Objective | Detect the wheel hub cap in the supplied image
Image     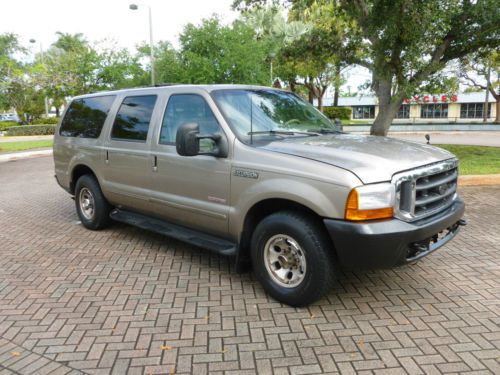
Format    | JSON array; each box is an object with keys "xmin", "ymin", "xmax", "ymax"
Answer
[
  {"xmin": 79, "ymin": 187, "xmax": 95, "ymax": 220},
  {"xmin": 264, "ymin": 234, "xmax": 306, "ymax": 288}
]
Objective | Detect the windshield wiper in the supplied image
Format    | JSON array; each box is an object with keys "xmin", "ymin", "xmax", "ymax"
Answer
[
  {"xmin": 307, "ymin": 128, "xmax": 343, "ymax": 134},
  {"xmin": 247, "ymin": 130, "xmax": 318, "ymax": 137},
  {"xmin": 247, "ymin": 130, "xmax": 295, "ymax": 136}
]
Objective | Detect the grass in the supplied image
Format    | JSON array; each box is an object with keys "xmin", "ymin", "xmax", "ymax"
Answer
[
  {"xmin": 436, "ymin": 144, "xmax": 500, "ymax": 175},
  {"xmin": 0, "ymin": 140, "xmax": 53, "ymax": 153}
]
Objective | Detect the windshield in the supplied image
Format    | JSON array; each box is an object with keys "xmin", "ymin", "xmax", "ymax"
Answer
[{"xmin": 212, "ymin": 89, "xmax": 335, "ymax": 142}]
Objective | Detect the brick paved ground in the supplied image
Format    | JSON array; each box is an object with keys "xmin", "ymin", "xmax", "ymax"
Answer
[{"xmin": 0, "ymin": 156, "xmax": 499, "ymax": 375}]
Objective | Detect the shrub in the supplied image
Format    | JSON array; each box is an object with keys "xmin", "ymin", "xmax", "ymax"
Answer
[
  {"xmin": 5, "ymin": 125, "xmax": 56, "ymax": 136},
  {"xmin": 32, "ymin": 117, "xmax": 60, "ymax": 125},
  {"xmin": 322, "ymin": 106, "xmax": 352, "ymax": 120},
  {"xmin": 0, "ymin": 121, "xmax": 20, "ymax": 131}
]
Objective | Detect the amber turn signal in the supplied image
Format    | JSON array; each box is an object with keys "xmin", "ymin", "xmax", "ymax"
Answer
[{"xmin": 345, "ymin": 188, "xmax": 394, "ymax": 221}]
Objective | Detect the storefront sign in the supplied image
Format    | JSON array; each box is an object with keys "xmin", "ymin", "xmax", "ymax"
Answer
[{"xmin": 403, "ymin": 94, "xmax": 458, "ymax": 104}]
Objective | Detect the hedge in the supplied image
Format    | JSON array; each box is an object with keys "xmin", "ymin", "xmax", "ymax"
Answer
[
  {"xmin": 322, "ymin": 106, "xmax": 352, "ymax": 120},
  {"xmin": 0, "ymin": 121, "xmax": 19, "ymax": 131},
  {"xmin": 5, "ymin": 125, "xmax": 56, "ymax": 136},
  {"xmin": 32, "ymin": 117, "xmax": 60, "ymax": 125}
]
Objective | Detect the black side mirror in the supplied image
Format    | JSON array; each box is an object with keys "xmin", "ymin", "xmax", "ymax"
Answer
[{"xmin": 176, "ymin": 122, "xmax": 228, "ymax": 158}]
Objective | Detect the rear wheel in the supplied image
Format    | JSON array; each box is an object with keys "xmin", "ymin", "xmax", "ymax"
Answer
[
  {"xmin": 75, "ymin": 175, "xmax": 112, "ymax": 230},
  {"xmin": 251, "ymin": 211, "xmax": 336, "ymax": 306}
]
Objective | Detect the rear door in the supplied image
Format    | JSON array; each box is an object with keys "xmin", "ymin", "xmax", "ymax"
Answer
[
  {"xmin": 101, "ymin": 93, "xmax": 159, "ymax": 214},
  {"xmin": 149, "ymin": 91, "xmax": 232, "ymax": 236}
]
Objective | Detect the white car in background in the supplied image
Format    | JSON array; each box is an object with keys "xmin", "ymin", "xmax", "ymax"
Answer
[{"xmin": 0, "ymin": 113, "xmax": 20, "ymax": 122}]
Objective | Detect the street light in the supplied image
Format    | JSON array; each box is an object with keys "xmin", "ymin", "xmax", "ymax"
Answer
[
  {"xmin": 29, "ymin": 39, "xmax": 49, "ymax": 117},
  {"xmin": 129, "ymin": 3, "xmax": 155, "ymax": 86}
]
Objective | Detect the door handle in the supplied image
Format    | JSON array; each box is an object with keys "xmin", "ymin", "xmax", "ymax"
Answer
[
  {"xmin": 152, "ymin": 155, "xmax": 158, "ymax": 172},
  {"xmin": 105, "ymin": 150, "xmax": 109, "ymax": 164}
]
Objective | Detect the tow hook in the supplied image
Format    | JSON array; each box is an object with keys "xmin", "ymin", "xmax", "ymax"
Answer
[{"xmin": 458, "ymin": 219, "xmax": 467, "ymax": 226}]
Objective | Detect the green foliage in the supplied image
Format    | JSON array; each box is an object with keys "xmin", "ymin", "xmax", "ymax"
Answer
[
  {"xmin": 0, "ymin": 121, "xmax": 19, "ymax": 131},
  {"xmin": 179, "ymin": 17, "xmax": 271, "ymax": 85},
  {"xmin": 153, "ymin": 42, "xmax": 187, "ymax": 84},
  {"xmin": 5, "ymin": 125, "xmax": 56, "ymax": 136},
  {"xmin": 32, "ymin": 117, "xmax": 59, "ymax": 125},
  {"xmin": 322, "ymin": 106, "xmax": 351, "ymax": 120}
]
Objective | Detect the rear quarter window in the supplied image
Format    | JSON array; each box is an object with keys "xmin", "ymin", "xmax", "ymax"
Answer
[
  {"xmin": 60, "ymin": 95, "xmax": 116, "ymax": 138},
  {"xmin": 111, "ymin": 95, "xmax": 157, "ymax": 142}
]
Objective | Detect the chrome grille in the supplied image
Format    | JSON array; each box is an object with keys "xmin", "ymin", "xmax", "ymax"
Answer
[{"xmin": 392, "ymin": 159, "xmax": 458, "ymax": 222}]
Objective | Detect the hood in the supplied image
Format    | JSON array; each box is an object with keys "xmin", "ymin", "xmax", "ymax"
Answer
[{"xmin": 258, "ymin": 133, "xmax": 455, "ymax": 184}]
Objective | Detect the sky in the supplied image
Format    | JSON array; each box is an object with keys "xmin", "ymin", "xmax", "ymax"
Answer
[
  {"xmin": 2, "ymin": 0, "xmax": 238, "ymax": 51},
  {"xmin": 1, "ymin": 0, "xmax": 368, "ymax": 95}
]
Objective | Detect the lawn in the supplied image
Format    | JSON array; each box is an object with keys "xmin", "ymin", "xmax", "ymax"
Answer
[
  {"xmin": 0, "ymin": 139, "xmax": 53, "ymax": 153},
  {"xmin": 436, "ymin": 144, "xmax": 500, "ymax": 175}
]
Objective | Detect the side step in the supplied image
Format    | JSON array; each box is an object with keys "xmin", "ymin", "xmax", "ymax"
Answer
[{"xmin": 110, "ymin": 209, "xmax": 238, "ymax": 257}]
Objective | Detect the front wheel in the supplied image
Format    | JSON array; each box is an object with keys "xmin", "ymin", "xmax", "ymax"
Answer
[
  {"xmin": 75, "ymin": 174, "xmax": 112, "ymax": 230},
  {"xmin": 250, "ymin": 211, "xmax": 336, "ymax": 306}
]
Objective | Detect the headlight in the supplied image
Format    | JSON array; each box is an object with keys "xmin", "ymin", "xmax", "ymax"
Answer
[{"xmin": 345, "ymin": 183, "xmax": 395, "ymax": 221}]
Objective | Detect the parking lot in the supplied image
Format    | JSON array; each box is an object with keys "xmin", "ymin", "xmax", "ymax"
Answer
[{"xmin": 0, "ymin": 156, "xmax": 499, "ymax": 374}]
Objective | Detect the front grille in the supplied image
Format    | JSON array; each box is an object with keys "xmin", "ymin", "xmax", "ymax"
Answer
[{"xmin": 393, "ymin": 159, "xmax": 458, "ymax": 222}]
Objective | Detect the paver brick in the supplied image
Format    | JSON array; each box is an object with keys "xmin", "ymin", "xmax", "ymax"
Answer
[{"xmin": 0, "ymin": 156, "xmax": 499, "ymax": 374}]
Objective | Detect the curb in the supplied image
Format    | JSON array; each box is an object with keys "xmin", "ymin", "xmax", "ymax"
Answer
[
  {"xmin": 0, "ymin": 149, "xmax": 52, "ymax": 163},
  {"xmin": 458, "ymin": 174, "xmax": 500, "ymax": 186}
]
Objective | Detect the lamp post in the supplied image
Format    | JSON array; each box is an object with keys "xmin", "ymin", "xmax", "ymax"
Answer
[
  {"xmin": 29, "ymin": 39, "xmax": 49, "ymax": 117},
  {"xmin": 129, "ymin": 3, "xmax": 155, "ymax": 86}
]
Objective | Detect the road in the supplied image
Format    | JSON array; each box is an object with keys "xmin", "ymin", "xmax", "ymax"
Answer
[
  {"xmin": 388, "ymin": 131, "xmax": 500, "ymax": 147},
  {"xmin": 0, "ymin": 156, "xmax": 499, "ymax": 374}
]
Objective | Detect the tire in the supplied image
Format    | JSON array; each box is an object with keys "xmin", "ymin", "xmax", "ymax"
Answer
[
  {"xmin": 250, "ymin": 211, "xmax": 336, "ymax": 306},
  {"xmin": 74, "ymin": 174, "xmax": 112, "ymax": 230}
]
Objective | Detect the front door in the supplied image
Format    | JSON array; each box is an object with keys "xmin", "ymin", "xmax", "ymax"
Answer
[
  {"xmin": 149, "ymin": 92, "xmax": 231, "ymax": 236},
  {"xmin": 102, "ymin": 94, "xmax": 158, "ymax": 213}
]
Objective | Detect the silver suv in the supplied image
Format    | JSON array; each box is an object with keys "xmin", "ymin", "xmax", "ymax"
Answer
[{"xmin": 54, "ymin": 85, "xmax": 465, "ymax": 306}]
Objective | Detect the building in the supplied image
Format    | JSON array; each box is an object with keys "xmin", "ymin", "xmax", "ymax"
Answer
[{"xmin": 322, "ymin": 91, "xmax": 497, "ymax": 124}]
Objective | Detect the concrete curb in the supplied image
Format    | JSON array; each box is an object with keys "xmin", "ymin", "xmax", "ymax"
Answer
[
  {"xmin": 0, "ymin": 149, "xmax": 52, "ymax": 163},
  {"xmin": 458, "ymin": 174, "xmax": 500, "ymax": 186}
]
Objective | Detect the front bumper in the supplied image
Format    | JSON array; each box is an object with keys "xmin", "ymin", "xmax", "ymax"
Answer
[{"xmin": 324, "ymin": 198, "xmax": 465, "ymax": 269}]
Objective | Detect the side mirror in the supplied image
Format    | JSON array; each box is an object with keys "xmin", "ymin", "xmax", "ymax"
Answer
[
  {"xmin": 176, "ymin": 122, "xmax": 228, "ymax": 158},
  {"xmin": 176, "ymin": 123, "xmax": 200, "ymax": 156}
]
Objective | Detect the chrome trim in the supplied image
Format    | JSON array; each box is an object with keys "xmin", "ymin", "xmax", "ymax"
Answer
[{"xmin": 392, "ymin": 159, "xmax": 458, "ymax": 222}]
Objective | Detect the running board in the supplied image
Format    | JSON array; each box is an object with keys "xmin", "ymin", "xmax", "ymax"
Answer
[{"xmin": 110, "ymin": 209, "xmax": 237, "ymax": 257}]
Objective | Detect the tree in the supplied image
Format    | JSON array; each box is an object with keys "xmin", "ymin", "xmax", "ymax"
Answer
[
  {"xmin": 235, "ymin": 0, "xmax": 500, "ymax": 135},
  {"xmin": 458, "ymin": 51, "xmax": 499, "ymax": 123},
  {"xmin": 178, "ymin": 17, "xmax": 271, "ymax": 85},
  {"xmin": 149, "ymin": 41, "xmax": 187, "ymax": 84},
  {"xmin": 337, "ymin": 0, "xmax": 500, "ymax": 135},
  {"xmin": 0, "ymin": 33, "xmax": 25, "ymax": 111}
]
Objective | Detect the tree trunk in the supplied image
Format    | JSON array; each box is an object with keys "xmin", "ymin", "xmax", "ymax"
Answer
[
  {"xmin": 317, "ymin": 96, "xmax": 323, "ymax": 111},
  {"xmin": 333, "ymin": 63, "xmax": 341, "ymax": 106},
  {"xmin": 371, "ymin": 79, "xmax": 402, "ymax": 136},
  {"xmin": 496, "ymin": 98, "xmax": 500, "ymax": 124},
  {"xmin": 308, "ymin": 89, "xmax": 314, "ymax": 104}
]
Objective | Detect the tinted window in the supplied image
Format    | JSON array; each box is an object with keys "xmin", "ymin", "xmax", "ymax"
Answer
[
  {"xmin": 160, "ymin": 94, "xmax": 220, "ymax": 144},
  {"xmin": 60, "ymin": 95, "xmax": 116, "ymax": 138},
  {"xmin": 111, "ymin": 95, "xmax": 157, "ymax": 141}
]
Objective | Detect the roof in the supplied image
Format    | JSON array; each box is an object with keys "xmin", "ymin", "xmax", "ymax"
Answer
[
  {"xmin": 71, "ymin": 84, "xmax": 284, "ymax": 100},
  {"xmin": 321, "ymin": 91, "xmax": 495, "ymax": 107}
]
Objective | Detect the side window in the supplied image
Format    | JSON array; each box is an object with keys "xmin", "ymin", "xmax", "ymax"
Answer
[
  {"xmin": 59, "ymin": 95, "xmax": 116, "ymax": 138},
  {"xmin": 111, "ymin": 95, "xmax": 157, "ymax": 142},
  {"xmin": 160, "ymin": 94, "xmax": 221, "ymax": 145}
]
